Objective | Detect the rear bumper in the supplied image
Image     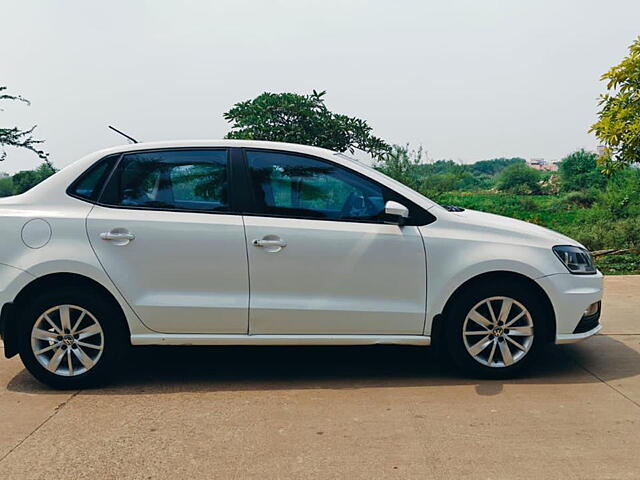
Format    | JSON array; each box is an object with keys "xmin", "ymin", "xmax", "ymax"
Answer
[
  {"xmin": 0, "ymin": 302, "xmax": 18, "ymax": 358},
  {"xmin": 0, "ymin": 263, "xmax": 33, "ymax": 358},
  {"xmin": 535, "ymin": 271, "xmax": 604, "ymax": 345}
]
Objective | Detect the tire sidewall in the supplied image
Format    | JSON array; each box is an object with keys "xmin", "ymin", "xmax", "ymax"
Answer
[
  {"xmin": 18, "ymin": 288, "xmax": 127, "ymax": 389},
  {"xmin": 445, "ymin": 281, "xmax": 550, "ymax": 378}
]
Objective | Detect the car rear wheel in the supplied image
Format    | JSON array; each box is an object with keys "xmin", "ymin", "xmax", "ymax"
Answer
[
  {"xmin": 445, "ymin": 281, "xmax": 550, "ymax": 378},
  {"xmin": 18, "ymin": 288, "xmax": 127, "ymax": 389}
]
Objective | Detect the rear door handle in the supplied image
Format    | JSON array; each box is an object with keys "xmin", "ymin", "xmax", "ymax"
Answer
[{"xmin": 100, "ymin": 229, "xmax": 136, "ymax": 245}]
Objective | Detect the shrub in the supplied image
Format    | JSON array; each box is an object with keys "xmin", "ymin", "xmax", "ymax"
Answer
[
  {"xmin": 568, "ymin": 217, "xmax": 640, "ymax": 251},
  {"xmin": 375, "ymin": 144, "xmax": 423, "ymax": 190},
  {"xmin": 561, "ymin": 190, "xmax": 598, "ymax": 208},
  {"xmin": 557, "ymin": 149, "xmax": 607, "ymax": 192},
  {"xmin": 11, "ymin": 163, "xmax": 56, "ymax": 195},
  {"xmin": 0, "ymin": 177, "xmax": 13, "ymax": 197},
  {"xmin": 518, "ymin": 197, "xmax": 538, "ymax": 211},
  {"xmin": 588, "ymin": 168, "xmax": 640, "ymax": 220},
  {"xmin": 496, "ymin": 163, "xmax": 542, "ymax": 194},
  {"xmin": 420, "ymin": 173, "xmax": 458, "ymax": 195}
]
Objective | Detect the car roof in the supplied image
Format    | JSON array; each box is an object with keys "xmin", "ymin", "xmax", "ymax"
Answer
[{"xmin": 93, "ymin": 139, "xmax": 338, "ymax": 158}]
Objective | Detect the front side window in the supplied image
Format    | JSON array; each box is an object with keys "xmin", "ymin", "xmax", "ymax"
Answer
[
  {"xmin": 100, "ymin": 149, "xmax": 229, "ymax": 212},
  {"xmin": 246, "ymin": 150, "xmax": 385, "ymax": 221}
]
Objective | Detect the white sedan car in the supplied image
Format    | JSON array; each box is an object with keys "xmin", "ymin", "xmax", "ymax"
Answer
[{"xmin": 0, "ymin": 140, "xmax": 603, "ymax": 388}]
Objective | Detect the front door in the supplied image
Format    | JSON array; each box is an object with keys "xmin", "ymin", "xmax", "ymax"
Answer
[
  {"xmin": 87, "ymin": 148, "xmax": 249, "ymax": 334},
  {"xmin": 242, "ymin": 149, "xmax": 427, "ymax": 335}
]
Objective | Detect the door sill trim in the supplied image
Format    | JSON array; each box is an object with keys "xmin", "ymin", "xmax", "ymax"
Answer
[{"xmin": 130, "ymin": 334, "xmax": 431, "ymax": 347}]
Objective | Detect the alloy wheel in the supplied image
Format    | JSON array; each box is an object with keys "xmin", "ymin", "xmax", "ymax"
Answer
[
  {"xmin": 462, "ymin": 296, "xmax": 534, "ymax": 368},
  {"xmin": 30, "ymin": 305, "xmax": 104, "ymax": 377}
]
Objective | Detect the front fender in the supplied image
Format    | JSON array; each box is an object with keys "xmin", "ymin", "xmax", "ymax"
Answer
[{"xmin": 421, "ymin": 227, "xmax": 565, "ymax": 335}]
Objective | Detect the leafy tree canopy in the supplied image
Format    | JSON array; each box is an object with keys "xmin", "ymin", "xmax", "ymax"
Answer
[
  {"xmin": 224, "ymin": 90, "xmax": 390, "ymax": 159},
  {"xmin": 558, "ymin": 149, "xmax": 606, "ymax": 192},
  {"xmin": 0, "ymin": 85, "xmax": 50, "ymax": 167},
  {"xmin": 471, "ymin": 157, "xmax": 525, "ymax": 176},
  {"xmin": 496, "ymin": 162, "xmax": 542, "ymax": 195},
  {"xmin": 0, "ymin": 176, "xmax": 13, "ymax": 196},
  {"xmin": 11, "ymin": 163, "xmax": 56, "ymax": 195},
  {"xmin": 590, "ymin": 36, "xmax": 640, "ymax": 174},
  {"xmin": 374, "ymin": 144, "xmax": 424, "ymax": 190}
]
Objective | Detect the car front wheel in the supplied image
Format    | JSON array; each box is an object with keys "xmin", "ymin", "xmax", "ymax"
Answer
[{"xmin": 445, "ymin": 281, "xmax": 550, "ymax": 378}]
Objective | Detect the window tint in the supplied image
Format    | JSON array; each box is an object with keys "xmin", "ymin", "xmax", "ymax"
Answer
[
  {"xmin": 68, "ymin": 154, "xmax": 119, "ymax": 201},
  {"xmin": 246, "ymin": 150, "xmax": 385, "ymax": 221},
  {"xmin": 100, "ymin": 150, "xmax": 229, "ymax": 212}
]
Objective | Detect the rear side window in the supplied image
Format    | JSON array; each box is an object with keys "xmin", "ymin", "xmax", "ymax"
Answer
[
  {"xmin": 99, "ymin": 149, "xmax": 229, "ymax": 212},
  {"xmin": 68, "ymin": 154, "xmax": 119, "ymax": 201}
]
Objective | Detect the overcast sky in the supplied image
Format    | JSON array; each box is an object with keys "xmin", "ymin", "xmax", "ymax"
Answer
[{"xmin": 2, "ymin": 0, "xmax": 639, "ymax": 173}]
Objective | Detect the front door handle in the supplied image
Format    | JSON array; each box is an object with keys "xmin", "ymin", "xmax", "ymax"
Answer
[
  {"xmin": 252, "ymin": 236, "xmax": 287, "ymax": 252},
  {"xmin": 252, "ymin": 239, "xmax": 287, "ymax": 248},
  {"xmin": 100, "ymin": 229, "xmax": 136, "ymax": 246}
]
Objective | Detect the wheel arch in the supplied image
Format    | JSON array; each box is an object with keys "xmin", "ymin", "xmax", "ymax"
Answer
[
  {"xmin": 430, "ymin": 271, "xmax": 556, "ymax": 348},
  {"xmin": 3, "ymin": 272, "xmax": 131, "ymax": 358}
]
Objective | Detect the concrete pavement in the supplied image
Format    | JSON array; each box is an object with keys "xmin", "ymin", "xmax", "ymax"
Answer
[{"xmin": 1, "ymin": 276, "xmax": 639, "ymax": 479}]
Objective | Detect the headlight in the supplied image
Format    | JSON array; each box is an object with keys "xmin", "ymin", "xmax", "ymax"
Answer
[{"xmin": 553, "ymin": 245, "xmax": 596, "ymax": 274}]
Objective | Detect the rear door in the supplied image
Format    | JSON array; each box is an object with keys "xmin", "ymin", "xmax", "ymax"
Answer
[
  {"xmin": 241, "ymin": 149, "xmax": 428, "ymax": 335},
  {"xmin": 86, "ymin": 148, "xmax": 249, "ymax": 334}
]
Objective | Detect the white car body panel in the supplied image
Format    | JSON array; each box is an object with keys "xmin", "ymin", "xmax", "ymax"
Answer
[
  {"xmin": 0, "ymin": 197, "xmax": 153, "ymax": 338},
  {"xmin": 536, "ymin": 272, "xmax": 604, "ymax": 341},
  {"xmin": 419, "ymin": 208, "xmax": 604, "ymax": 341},
  {"xmin": 244, "ymin": 216, "xmax": 426, "ymax": 335},
  {"xmin": 86, "ymin": 206, "xmax": 250, "ymax": 334},
  {"xmin": 0, "ymin": 140, "xmax": 604, "ymax": 349}
]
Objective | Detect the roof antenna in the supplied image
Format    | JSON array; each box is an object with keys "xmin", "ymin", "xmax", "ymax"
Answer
[{"xmin": 108, "ymin": 125, "xmax": 139, "ymax": 144}]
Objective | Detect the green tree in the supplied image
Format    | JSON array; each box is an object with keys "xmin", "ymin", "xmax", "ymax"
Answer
[
  {"xmin": 471, "ymin": 157, "xmax": 525, "ymax": 176},
  {"xmin": 590, "ymin": 36, "xmax": 640, "ymax": 174},
  {"xmin": 0, "ymin": 176, "xmax": 13, "ymax": 197},
  {"xmin": 591, "ymin": 167, "xmax": 640, "ymax": 220},
  {"xmin": 421, "ymin": 172, "xmax": 459, "ymax": 195},
  {"xmin": 11, "ymin": 163, "xmax": 56, "ymax": 195},
  {"xmin": 557, "ymin": 149, "xmax": 607, "ymax": 192},
  {"xmin": 1, "ymin": 85, "xmax": 50, "ymax": 167},
  {"xmin": 496, "ymin": 162, "xmax": 542, "ymax": 194},
  {"xmin": 224, "ymin": 90, "xmax": 390, "ymax": 159},
  {"xmin": 374, "ymin": 144, "xmax": 424, "ymax": 189}
]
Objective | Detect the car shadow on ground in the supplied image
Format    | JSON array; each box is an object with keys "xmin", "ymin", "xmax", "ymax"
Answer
[{"xmin": 7, "ymin": 335, "xmax": 640, "ymax": 396}]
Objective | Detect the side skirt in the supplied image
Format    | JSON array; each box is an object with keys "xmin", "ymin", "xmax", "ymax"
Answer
[{"xmin": 131, "ymin": 334, "xmax": 431, "ymax": 347}]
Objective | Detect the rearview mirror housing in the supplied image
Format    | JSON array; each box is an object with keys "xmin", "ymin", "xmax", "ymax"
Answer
[{"xmin": 384, "ymin": 200, "xmax": 409, "ymax": 224}]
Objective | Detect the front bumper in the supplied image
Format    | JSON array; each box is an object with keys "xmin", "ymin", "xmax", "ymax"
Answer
[
  {"xmin": 556, "ymin": 324, "xmax": 602, "ymax": 344},
  {"xmin": 536, "ymin": 271, "xmax": 604, "ymax": 345}
]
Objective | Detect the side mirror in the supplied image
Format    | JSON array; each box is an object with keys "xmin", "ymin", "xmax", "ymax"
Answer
[{"xmin": 384, "ymin": 200, "xmax": 409, "ymax": 225}]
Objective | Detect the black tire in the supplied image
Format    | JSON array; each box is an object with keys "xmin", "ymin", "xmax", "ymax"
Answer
[
  {"xmin": 444, "ymin": 280, "xmax": 551, "ymax": 379},
  {"xmin": 17, "ymin": 286, "xmax": 128, "ymax": 389}
]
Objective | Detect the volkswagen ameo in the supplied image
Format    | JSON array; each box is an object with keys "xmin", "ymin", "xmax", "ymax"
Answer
[{"xmin": 0, "ymin": 141, "xmax": 602, "ymax": 388}]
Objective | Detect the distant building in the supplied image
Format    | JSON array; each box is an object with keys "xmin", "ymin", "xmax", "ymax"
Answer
[
  {"xmin": 526, "ymin": 158, "xmax": 558, "ymax": 172},
  {"xmin": 0, "ymin": 172, "xmax": 9, "ymax": 179}
]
